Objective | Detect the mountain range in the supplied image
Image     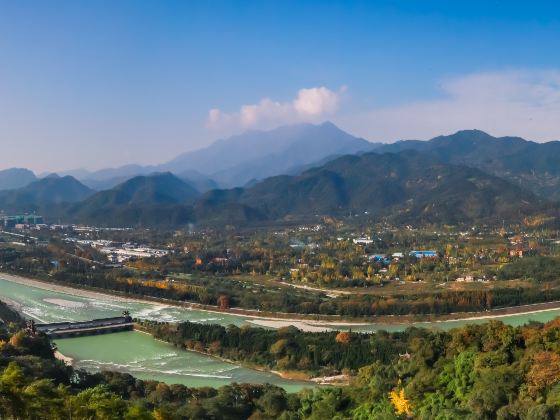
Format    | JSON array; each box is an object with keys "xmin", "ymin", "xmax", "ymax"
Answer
[
  {"xmin": 376, "ymin": 129, "xmax": 560, "ymax": 200},
  {"xmin": 52, "ymin": 122, "xmax": 377, "ymax": 189},
  {"xmin": 156, "ymin": 121, "xmax": 377, "ymax": 187},
  {"xmin": 63, "ymin": 173, "xmax": 199, "ymax": 228},
  {"xmin": 15, "ymin": 152, "xmax": 546, "ymax": 228},
  {"xmin": 1, "ymin": 123, "xmax": 560, "ymax": 227},
  {"xmin": 193, "ymin": 151, "xmax": 547, "ymax": 226},
  {"xmin": 10, "ymin": 123, "xmax": 560, "ymax": 200}
]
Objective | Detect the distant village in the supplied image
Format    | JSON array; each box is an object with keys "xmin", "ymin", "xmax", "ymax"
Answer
[
  {"xmin": 1, "ymin": 212, "xmax": 558, "ymax": 289},
  {"xmin": 1, "ymin": 213, "xmax": 168, "ymax": 263}
]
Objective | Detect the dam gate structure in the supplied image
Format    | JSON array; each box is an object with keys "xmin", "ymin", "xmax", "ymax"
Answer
[{"xmin": 33, "ymin": 312, "xmax": 134, "ymax": 339}]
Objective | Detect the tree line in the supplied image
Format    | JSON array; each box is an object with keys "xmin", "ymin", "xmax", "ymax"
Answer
[{"xmin": 6, "ymin": 297, "xmax": 560, "ymax": 418}]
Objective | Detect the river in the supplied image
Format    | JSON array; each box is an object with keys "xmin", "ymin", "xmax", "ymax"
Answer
[
  {"xmin": 0, "ymin": 276, "xmax": 308, "ymax": 391},
  {"xmin": 3, "ymin": 275, "xmax": 560, "ymax": 391}
]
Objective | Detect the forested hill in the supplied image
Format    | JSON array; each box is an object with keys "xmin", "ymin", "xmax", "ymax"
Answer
[
  {"xmin": 377, "ymin": 129, "xmax": 560, "ymax": 200},
  {"xmin": 48, "ymin": 151, "xmax": 555, "ymax": 227},
  {"xmin": 64, "ymin": 172, "xmax": 199, "ymax": 227},
  {"xmin": 0, "ymin": 175, "xmax": 94, "ymax": 213},
  {"xmin": 3, "ymin": 150, "xmax": 556, "ymax": 228},
  {"xmin": 67, "ymin": 317, "xmax": 560, "ymax": 418},
  {"xmin": 194, "ymin": 151, "xmax": 551, "ymax": 226}
]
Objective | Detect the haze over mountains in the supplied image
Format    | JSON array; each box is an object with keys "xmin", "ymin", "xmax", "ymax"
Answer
[
  {"xmin": 157, "ymin": 122, "xmax": 377, "ymax": 187},
  {"xmin": 1, "ymin": 122, "xmax": 560, "ymax": 227},
  {"xmin": 0, "ymin": 168, "xmax": 37, "ymax": 190},
  {"xmin": 50, "ymin": 122, "xmax": 376, "ymax": 190}
]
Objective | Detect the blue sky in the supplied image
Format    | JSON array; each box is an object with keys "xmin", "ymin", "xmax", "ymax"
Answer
[{"xmin": 1, "ymin": 1, "xmax": 560, "ymax": 172}]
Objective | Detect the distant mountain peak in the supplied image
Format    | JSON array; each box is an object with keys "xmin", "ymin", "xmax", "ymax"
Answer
[
  {"xmin": 375, "ymin": 128, "xmax": 560, "ymax": 201},
  {"xmin": 432, "ymin": 129, "xmax": 495, "ymax": 143},
  {"xmin": 55, "ymin": 122, "xmax": 376, "ymax": 192},
  {"xmin": 64, "ymin": 172, "xmax": 200, "ymax": 226},
  {"xmin": 156, "ymin": 121, "xmax": 379, "ymax": 187},
  {"xmin": 0, "ymin": 174, "xmax": 94, "ymax": 212},
  {"xmin": 0, "ymin": 168, "xmax": 37, "ymax": 191},
  {"xmin": 453, "ymin": 129, "xmax": 491, "ymax": 136}
]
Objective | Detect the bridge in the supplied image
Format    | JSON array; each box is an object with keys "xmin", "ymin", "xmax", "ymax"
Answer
[{"xmin": 33, "ymin": 313, "xmax": 134, "ymax": 339}]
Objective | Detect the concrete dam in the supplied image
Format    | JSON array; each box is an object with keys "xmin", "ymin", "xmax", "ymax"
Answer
[{"xmin": 35, "ymin": 315, "xmax": 134, "ymax": 338}]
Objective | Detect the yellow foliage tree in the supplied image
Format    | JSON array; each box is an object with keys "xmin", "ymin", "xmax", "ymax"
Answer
[
  {"xmin": 8, "ymin": 331, "xmax": 25, "ymax": 348},
  {"xmin": 321, "ymin": 259, "xmax": 336, "ymax": 270},
  {"xmin": 270, "ymin": 338, "xmax": 289, "ymax": 355},
  {"xmin": 389, "ymin": 388, "xmax": 412, "ymax": 416},
  {"xmin": 352, "ymin": 267, "xmax": 364, "ymax": 280}
]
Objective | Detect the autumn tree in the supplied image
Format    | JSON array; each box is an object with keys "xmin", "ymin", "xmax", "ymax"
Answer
[
  {"xmin": 217, "ymin": 295, "xmax": 230, "ymax": 310},
  {"xmin": 389, "ymin": 388, "xmax": 412, "ymax": 416},
  {"xmin": 335, "ymin": 331, "xmax": 352, "ymax": 344},
  {"xmin": 527, "ymin": 351, "xmax": 560, "ymax": 397}
]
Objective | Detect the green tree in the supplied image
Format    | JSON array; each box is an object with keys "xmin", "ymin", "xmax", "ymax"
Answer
[{"xmin": 67, "ymin": 385, "xmax": 128, "ymax": 419}]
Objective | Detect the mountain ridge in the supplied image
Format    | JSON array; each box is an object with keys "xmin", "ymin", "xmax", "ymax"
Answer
[
  {"xmin": 53, "ymin": 151, "xmax": 554, "ymax": 227},
  {"xmin": 0, "ymin": 175, "xmax": 94, "ymax": 213},
  {"xmin": 50, "ymin": 122, "xmax": 379, "ymax": 189},
  {"xmin": 376, "ymin": 129, "xmax": 560, "ymax": 200},
  {"xmin": 64, "ymin": 173, "xmax": 199, "ymax": 226},
  {"xmin": 202, "ymin": 150, "xmax": 548, "ymax": 225}
]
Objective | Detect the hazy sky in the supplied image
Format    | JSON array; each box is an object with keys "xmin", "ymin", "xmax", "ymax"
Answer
[{"xmin": 1, "ymin": 1, "xmax": 560, "ymax": 172}]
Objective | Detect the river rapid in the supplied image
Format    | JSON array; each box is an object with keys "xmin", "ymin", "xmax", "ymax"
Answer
[
  {"xmin": 0, "ymin": 276, "xmax": 309, "ymax": 391},
  {"xmin": 3, "ymin": 275, "xmax": 560, "ymax": 390}
]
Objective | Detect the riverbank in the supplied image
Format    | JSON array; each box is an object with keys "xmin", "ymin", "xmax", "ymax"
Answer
[
  {"xmin": 0, "ymin": 272, "xmax": 159, "ymax": 305},
  {"xmin": 0, "ymin": 272, "xmax": 368, "ymax": 331},
  {"xmin": 54, "ymin": 350, "xmax": 73, "ymax": 365},
  {"xmin": 4, "ymin": 271, "xmax": 560, "ymax": 330},
  {"xmin": 134, "ymin": 325, "xmax": 322, "ymax": 385}
]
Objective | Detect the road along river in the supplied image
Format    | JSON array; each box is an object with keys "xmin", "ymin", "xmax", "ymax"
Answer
[{"xmin": 3, "ymin": 274, "xmax": 560, "ymax": 390}]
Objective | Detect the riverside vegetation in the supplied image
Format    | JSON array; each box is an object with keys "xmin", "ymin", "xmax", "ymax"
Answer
[{"xmin": 4, "ymin": 299, "xmax": 560, "ymax": 418}]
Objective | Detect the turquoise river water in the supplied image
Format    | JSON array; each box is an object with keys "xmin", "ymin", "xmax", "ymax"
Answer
[{"xmin": 3, "ymin": 275, "xmax": 560, "ymax": 391}]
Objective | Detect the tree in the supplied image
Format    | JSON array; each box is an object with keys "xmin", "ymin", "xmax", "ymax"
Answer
[
  {"xmin": 254, "ymin": 386, "xmax": 288, "ymax": 418},
  {"xmin": 389, "ymin": 388, "xmax": 412, "ymax": 416},
  {"xmin": 270, "ymin": 339, "xmax": 289, "ymax": 355},
  {"xmin": 217, "ymin": 295, "xmax": 230, "ymax": 310},
  {"xmin": 353, "ymin": 399, "xmax": 400, "ymax": 420},
  {"xmin": 0, "ymin": 362, "xmax": 26, "ymax": 418},
  {"xmin": 67, "ymin": 385, "xmax": 128, "ymax": 419},
  {"xmin": 22, "ymin": 379, "xmax": 67, "ymax": 419},
  {"xmin": 335, "ymin": 331, "xmax": 352, "ymax": 344},
  {"xmin": 527, "ymin": 352, "xmax": 560, "ymax": 397}
]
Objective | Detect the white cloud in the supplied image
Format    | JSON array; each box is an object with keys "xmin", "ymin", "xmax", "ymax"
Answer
[
  {"xmin": 337, "ymin": 70, "xmax": 560, "ymax": 142},
  {"xmin": 207, "ymin": 86, "xmax": 344, "ymax": 131},
  {"xmin": 293, "ymin": 86, "xmax": 341, "ymax": 116}
]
